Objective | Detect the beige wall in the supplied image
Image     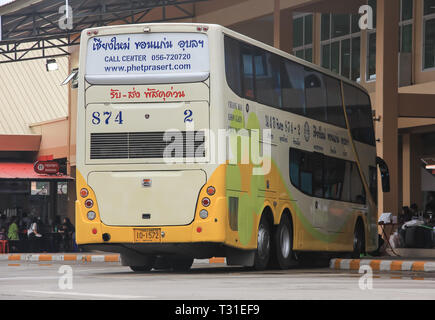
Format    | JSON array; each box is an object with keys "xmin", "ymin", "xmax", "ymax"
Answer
[
  {"xmin": 230, "ymin": 16, "xmax": 274, "ymax": 46},
  {"xmin": 30, "ymin": 118, "xmax": 69, "ymax": 159},
  {"xmin": 68, "ymin": 45, "xmax": 80, "ymax": 168}
]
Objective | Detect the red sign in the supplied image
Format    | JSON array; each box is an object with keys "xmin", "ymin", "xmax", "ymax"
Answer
[{"xmin": 33, "ymin": 161, "xmax": 60, "ymax": 175}]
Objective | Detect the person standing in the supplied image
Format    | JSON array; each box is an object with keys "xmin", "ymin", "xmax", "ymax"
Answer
[
  {"xmin": 7, "ymin": 217, "xmax": 19, "ymax": 241},
  {"xmin": 27, "ymin": 217, "xmax": 42, "ymax": 252},
  {"xmin": 59, "ymin": 217, "xmax": 75, "ymax": 251}
]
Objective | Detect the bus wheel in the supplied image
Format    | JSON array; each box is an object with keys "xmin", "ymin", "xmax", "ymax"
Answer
[
  {"xmin": 170, "ymin": 256, "xmax": 194, "ymax": 272},
  {"xmin": 351, "ymin": 222, "xmax": 365, "ymax": 259},
  {"xmin": 275, "ymin": 215, "xmax": 294, "ymax": 269},
  {"xmin": 153, "ymin": 256, "xmax": 172, "ymax": 270},
  {"xmin": 253, "ymin": 216, "xmax": 272, "ymax": 271},
  {"xmin": 129, "ymin": 255, "xmax": 156, "ymax": 272}
]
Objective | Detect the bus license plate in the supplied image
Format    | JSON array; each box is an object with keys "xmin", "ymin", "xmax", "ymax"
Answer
[{"xmin": 134, "ymin": 228, "xmax": 161, "ymax": 243}]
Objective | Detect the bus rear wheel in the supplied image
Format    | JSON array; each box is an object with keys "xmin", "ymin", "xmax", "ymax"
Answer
[
  {"xmin": 275, "ymin": 215, "xmax": 295, "ymax": 269},
  {"xmin": 253, "ymin": 216, "xmax": 272, "ymax": 271},
  {"xmin": 351, "ymin": 221, "xmax": 365, "ymax": 259},
  {"xmin": 170, "ymin": 256, "xmax": 194, "ymax": 272},
  {"xmin": 129, "ymin": 256, "xmax": 156, "ymax": 272}
]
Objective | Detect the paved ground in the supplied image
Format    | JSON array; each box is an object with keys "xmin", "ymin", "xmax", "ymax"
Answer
[{"xmin": 0, "ymin": 259, "xmax": 435, "ymax": 300}]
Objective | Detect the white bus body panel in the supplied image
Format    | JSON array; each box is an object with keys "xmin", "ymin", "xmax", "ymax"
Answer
[{"xmin": 88, "ymin": 170, "xmax": 206, "ymax": 226}]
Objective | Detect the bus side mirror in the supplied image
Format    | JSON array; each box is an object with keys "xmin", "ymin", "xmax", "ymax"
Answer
[
  {"xmin": 61, "ymin": 68, "xmax": 79, "ymax": 88},
  {"xmin": 376, "ymin": 156, "xmax": 390, "ymax": 193}
]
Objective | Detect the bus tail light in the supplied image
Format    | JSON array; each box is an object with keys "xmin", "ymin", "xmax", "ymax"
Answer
[
  {"xmin": 206, "ymin": 186, "xmax": 216, "ymax": 196},
  {"xmin": 199, "ymin": 210, "xmax": 208, "ymax": 219},
  {"xmin": 201, "ymin": 197, "xmax": 210, "ymax": 207},
  {"xmin": 87, "ymin": 211, "xmax": 96, "ymax": 221},
  {"xmin": 85, "ymin": 199, "xmax": 94, "ymax": 208},
  {"xmin": 80, "ymin": 188, "xmax": 89, "ymax": 198}
]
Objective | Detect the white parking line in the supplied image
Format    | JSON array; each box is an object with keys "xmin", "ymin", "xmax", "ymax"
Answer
[
  {"xmin": 24, "ymin": 290, "xmax": 154, "ymax": 299},
  {"xmin": 0, "ymin": 276, "xmax": 59, "ymax": 281}
]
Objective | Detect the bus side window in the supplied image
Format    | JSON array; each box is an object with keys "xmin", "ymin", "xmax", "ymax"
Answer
[
  {"xmin": 300, "ymin": 152, "xmax": 313, "ymax": 195},
  {"xmin": 289, "ymin": 148, "xmax": 300, "ymax": 188},
  {"xmin": 224, "ymin": 36, "xmax": 243, "ymax": 97},
  {"xmin": 312, "ymin": 152, "xmax": 324, "ymax": 198},
  {"xmin": 240, "ymin": 44, "xmax": 255, "ymax": 99},
  {"xmin": 256, "ymin": 51, "xmax": 282, "ymax": 109},
  {"xmin": 281, "ymin": 60, "xmax": 306, "ymax": 115},
  {"xmin": 341, "ymin": 162, "xmax": 352, "ymax": 202},
  {"xmin": 343, "ymin": 83, "xmax": 376, "ymax": 146},
  {"xmin": 289, "ymin": 148, "xmax": 313, "ymax": 195},
  {"xmin": 350, "ymin": 163, "xmax": 366, "ymax": 204},
  {"xmin": 304, "ymin": 68, "xmax": 327, "ymax": 122},
  {"xmin": 324, "ymin": 76, "xmax": 346, "ymax": 128},
  {"xmin": 324, "ymin": 156, "xmax": 345, "ymax": 200}
]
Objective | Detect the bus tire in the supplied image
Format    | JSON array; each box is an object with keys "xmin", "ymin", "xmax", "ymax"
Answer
[
  {"xmin": 170, "ymin": 256, "xmax": 194, "ymax": 272},
  {"xmin": 253, "ymin": 215, "xmax": 272, "ymax": 271},
  {"xmin": 275, "ymin": 215, "xmax": 295, "ymax": 269},
  {"xmin": 351, "ymin": 221, "xmax": 365, "ymax": 259},
  {"xmin": 129, "ymin": 256, "xmax": 156, "ymax": 272}
]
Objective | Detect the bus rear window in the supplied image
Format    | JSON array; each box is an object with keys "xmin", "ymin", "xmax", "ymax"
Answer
[{"xmin": 85, "ymin": 32, "xmax": 209, "ymax": 85}]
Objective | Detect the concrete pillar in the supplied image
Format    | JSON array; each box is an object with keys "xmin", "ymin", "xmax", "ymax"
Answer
[
  {"xmin": 375, "ymin": 0, "xmax": 399, "ymax": 218},
  {"xmin": 273, "ymin": 0, "xmax": 293, "ymax": 54},
  {"xmin": 402, "ymin": 133, "xmax": 411, "ymax": 207},
  {"xmin": 313, "ymin": 13, "xmax": 321, "ymax": 65},
  {"xmin": 410, "ymin": 134, "xmax": 423, "ymax": 208}
]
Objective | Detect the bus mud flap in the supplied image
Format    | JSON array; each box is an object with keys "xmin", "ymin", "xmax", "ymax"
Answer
[{"xmin": 225, "ymin": 248, "xmax": 255, "ymax": 267}]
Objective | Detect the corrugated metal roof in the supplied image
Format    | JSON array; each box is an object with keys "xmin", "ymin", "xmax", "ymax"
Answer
[
  {"xmin": 0, "ymin": 54, "xmax": 68, "ymax": 135},
  {"xmin": 0, "ymin": 0, "xmax": 17, "ymax": 7}
]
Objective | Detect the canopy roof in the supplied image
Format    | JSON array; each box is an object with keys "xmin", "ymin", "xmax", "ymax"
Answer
[
  {"xmin": 0, "ymin": 0, "xmax": 209, "ymax": 63},
  {"xmin": 0, "ymin": 162, "xmax": 73, "ymax": 179}
]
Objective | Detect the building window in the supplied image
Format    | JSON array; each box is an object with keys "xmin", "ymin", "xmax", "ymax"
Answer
[
  {"xmin": 293, "ymin": 13, "xmax": 313, "ymax": 62},
  {"xmin": 367, "ymin": 0, "xmax": 414, "ymax": 80},
  {"xmin": 400, "ymin": 0, "xmax": 413, "ymax": 53},
  {"xmin": 423, "ymin": 0, "xmax": 435, "ymax": 69},
  {"xmin": 366, "ymin": 0, "xmax": 377, "ymax": 81},
  {"xmin": 30, "ymin": 181, "xmax": 50, "ymax": 196},
  {"xmin": 366, "ymin": 31, "xmax": 376, "ymax": 81},
  {"xmin": 321, "ymin": 13, "xmax": 361, "ymax": 81}
]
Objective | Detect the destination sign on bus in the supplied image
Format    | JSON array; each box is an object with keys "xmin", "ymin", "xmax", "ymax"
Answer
[{"xmin": 85, "ymin": 32, "xmax": 209, "ymax": 84}]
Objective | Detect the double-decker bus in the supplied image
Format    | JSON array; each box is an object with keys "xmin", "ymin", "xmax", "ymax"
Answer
[{"xmin": 75, "ymin": 23, "xmax": 390, "ymax": 271}]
